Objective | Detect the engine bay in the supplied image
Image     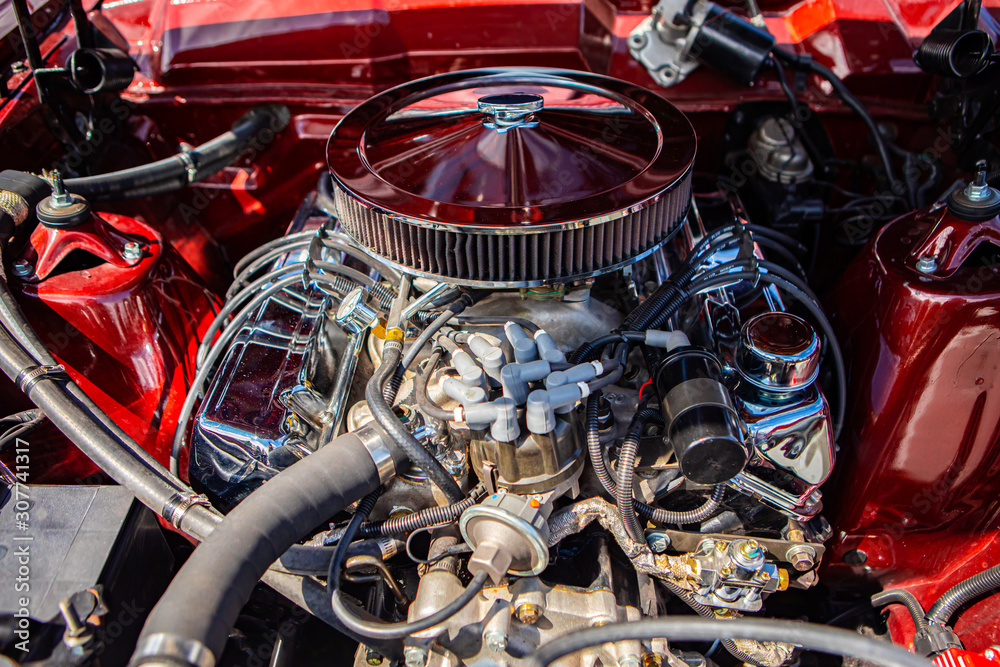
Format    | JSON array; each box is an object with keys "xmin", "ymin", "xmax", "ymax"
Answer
[{"xmin": 1, "ymin": 1, "xmax": 1000, "ymax": 666}]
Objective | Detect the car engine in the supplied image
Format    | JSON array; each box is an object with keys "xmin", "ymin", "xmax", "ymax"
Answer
[{"xmin": 2, "ymin": 2, "xmax": 1000, "ymax": 667}]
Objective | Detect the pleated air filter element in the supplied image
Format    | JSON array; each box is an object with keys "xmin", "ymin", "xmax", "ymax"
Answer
[{"xmin": 328, "ymin": 68, "xmax": 697, "ymax": 288}]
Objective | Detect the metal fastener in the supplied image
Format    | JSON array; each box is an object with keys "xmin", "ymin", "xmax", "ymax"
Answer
[
  {"xmin": 642, "ymin": 653, "xmax": 664, "ymax": 667},
  {"xmin": 619, "ymin": 656, "xmax": 641, "ymax": 667},
  {"xmin": 916, "ymin": 256, "xmax": 938, "ymax": 274},
  {"xmin": 646, "ymin": 531, "xmax": 670, "ymax": 554},
  {"xmin": 365, "ymin": 648, "xmax": 383, "ymax": 666},
  {"xmin": 12, "ymin": 259, "xmax": 32, "ymax": 278},
  {"xmin": 403, "ymin": 646, "xmax": 427, "ymax": 667},
  {"xmin": 740, "ymin": 540, "xmax": 762, "ymax": 559},
  {"xmin": 786, "ymin": 544, "xmax": 817, "ymax": 572},
  {"xmin": 516, "ymin": 602, "xmax": 542, "ymax": 625},
  {"xmin": 484, "ymin": 630, "xmax": 507, "ymax": 652},
  {"xmin": 48, "ymin": 171, "xmax": 75, "ymax": 209},
  {"xmin": 965, "ymin": 160, "xmax": 992, "ymax": 202},
  {"xmin": 122, "ymin": 241, "xmax": 143, "ymax": 261}
]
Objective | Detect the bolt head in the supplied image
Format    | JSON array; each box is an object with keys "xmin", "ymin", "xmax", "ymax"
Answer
[
  {"xmin": 365, "ymin": 648, "xmax": 384, "ymax": 666},
  {"xmin": 403, "ymin": 647, "xmax": 427, "ymax": 667},
  {"xmin": 787, "ymin": 545, "xmax": 817, "ymax": 572},
  {"xmin": 646, "ymin": 532, "xmax": 670, "ymax": 554},
  {"xmin": 516, "ymin": 602, "xmax": 541, "ymax": 625},
  {"xmin": 916, "ymin": 256, "xmax": 938, "ymax": 274},
  {"xmin": 619, "ymin": 656, "xmax": 641, "ymax": 667},
  {"xmin": 12, "ymin": 260, "xmax": 32, "ymax": 278},
  {"xmin": 642, "ymin": 653, "xmax": 664, "ymax": 667},
  {"xmin": 122, "ymin": 242, "xmax": 143, "ymax": 261},
  {"xmin": 484, "ymin": 630, "xmax": 507, "ymax": 652}
]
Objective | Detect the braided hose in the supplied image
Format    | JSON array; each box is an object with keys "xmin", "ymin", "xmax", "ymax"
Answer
[
  {"xmin": 587, "ymin": 399, "xmax": 723, "ymax": 528},
  {"xmin": 635, "ymin": 484, "xmax": 725, "ymax": 526},
  {"xmin": 617, "ymin": 428, "xmax": 646, "ymax": 544},
  {"xmin": 587, "ymin": 392, "xmax": 618, "ymax": 496},
  {"xmin": 926, "ymin": 564, "xmax": 1000, "ymax": 627},
  {"xmin": 359, "ymin": 485, "xmax": 485, "ymax": 538}
]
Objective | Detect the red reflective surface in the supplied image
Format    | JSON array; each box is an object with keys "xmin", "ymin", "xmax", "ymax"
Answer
[
  {"xmin": 0, "ymin": 211, "xmax": 217, "ymax": 482},
  {"xmin": 0, "ymin": 0, "xmax": 995, "ymax": 648},
  {"xmin": 825, "ymin": 206, "xmax": 1000, "ymax": 649},
  {"xmin": 329, "ymin": 69, "xmax": 696, "ymax": 226}
]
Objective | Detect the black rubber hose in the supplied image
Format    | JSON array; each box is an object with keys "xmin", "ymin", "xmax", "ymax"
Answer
[
  {"xmin": 328, "ymin": 486, "xmax": 488, "ymax": 641},
  {"xmin": 588, "ymin": 399, "xmax": 723, "ymax": 527},
  {"xmin": 524, "ymin": 617, "xmax": 932, "ymax": 667},
  {"xmin": 622, "ymin": 266, "xmax": 698, "ymax": 332},
  {"xmin": 414, "ymin": 351, "xmax": 459, "ymax": 422},
  {"xmin": 925, "ymin": 564, "xmax": 1000, "ymax": 627},
  {"xmin": 571, "ymin": 332, "xmax": 646, "ymax": 364},
  {"xmin": 65, "ymin": 104, "xmax": 291, "ymax": 200},
  {"xmin": 771, "ymin": 47, "xmax": 907, "ymax": 208},
  {"xmin": 277, "ymin": 540, "xmax": 392, "ymax": 576},
  {"xmin": 657, "ymin": 578, "xmax": 774, "ymax": 665},
  {"xmin": 872, "ymin": 590, "xmax": 930, "ymax": 634},
  {"xmin": 0, "ymin": 253, "xmax": 193, "ymax": 496},
  {"xmin": 366, "ymin": 340, "xmax": 464, "ymax": 503},
  {"xmin": 132, "ymin": 432, "xmax": 383, "ymax": 667},
  {"xmin": 0, "ymin": 324, "xmax": 218, "ymax": 539},
  {"xmin": 321, "ymin": 484, "xmax": 488, "ymax": 545},
  {"xmin": 454, "ymin": 315, "xmax": 541, "ymax": 333}
]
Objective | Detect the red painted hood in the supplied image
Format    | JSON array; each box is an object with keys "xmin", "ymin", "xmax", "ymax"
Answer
[{"xmin": 92, "ymin": 0, "xmax": 996, "ymax": 100}]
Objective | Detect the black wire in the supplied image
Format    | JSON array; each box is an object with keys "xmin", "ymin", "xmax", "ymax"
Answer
[
  {"xmin": 414, "ymin": 351, "xmax": 458, "ymax": 422},
  {"xmin": 524, "ymin": 617, "xmax": 932, "ymax": 667},
  {"xmin": 0, "ymin": 410, "xmax": 46, "ymax": 454},
  {"xmin": 772, "ymin": 46, "xmax": 912, "ymax": 209},
  {"xmin": 327, "ymin": 487, "xmax": 488, "ymax": 641},
  {"xmin": 686, "ymin": 266, "xmax": 846, "ymax": 439},
  {"xmin": 769, "ymin": 56, "xmax": 828, "ymax": 172}
]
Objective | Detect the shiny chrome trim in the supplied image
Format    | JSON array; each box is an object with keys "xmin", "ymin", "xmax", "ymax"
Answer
[{"xmin": 132, "ymin": 633, "xmax": 215, "ymax": 667}]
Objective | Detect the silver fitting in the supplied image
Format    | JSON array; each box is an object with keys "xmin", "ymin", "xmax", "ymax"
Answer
[
  {"xmin": 162, "ymin": 492, "xmax": 212, "ymax": 530},
  {"xmin": 16, "ymin": 364, "xmax": 69, "ymax": 393},
  {"xmin": 130, "ymin": 633, "xmax": 215, "ymax": 667}
]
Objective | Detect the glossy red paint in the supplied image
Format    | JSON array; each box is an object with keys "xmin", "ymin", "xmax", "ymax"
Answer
[
  {"xmin": 0, "ymin": 210, "xmax": 217, "ymax": 483},
  {"xmin": 825, "ymin": 205, "xmax": 1000, "ymax": 649},
  {"xmin": 934, "ymin": 647, "xmax": 1000, "ymax": 667},
  {"xmin": 0, "ymin": 0, "xmax": 993, "ymax": 648},
  {"xmin": 25, "ymin": 211, "xmax": 150, "ymax": 280},
  {"xmin": 88, "ymin": 0, "xmax": 967, "ymax": 107}
]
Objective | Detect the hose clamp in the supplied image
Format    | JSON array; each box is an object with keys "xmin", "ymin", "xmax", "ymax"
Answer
[
  {"xmin": 176, "ymin": 149, "xmax": 199, "ymax": 185},
  {"xmin": 354, "ymin": 423, "xmax": 396, "ymax": 484},
  {"xmin": 163, "ymin": 491, "xmax": 212, "ymax": 530},
  {"xmin": 132, "ymin": 633, "xmax": 215, "ymax": 667},
  {"xmin": 16, "ymin": 364, "xmax": 69, "ymax": 394}
]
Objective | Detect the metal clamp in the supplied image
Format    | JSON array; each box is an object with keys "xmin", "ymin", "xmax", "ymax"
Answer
[
  {"xmin": 176, "ymin": 149, "xmax": 199, "ymax": 185},
  {"xmin": 162, "ymin": 491, "xmax": 212, "ymax": 529},
  {"xmin": 16, "ymin": 364, "xmax": 69, "ymax": 393},
  {"xmin": 132, "ymin": 633, "xmax": 216, "ymax": 667}
]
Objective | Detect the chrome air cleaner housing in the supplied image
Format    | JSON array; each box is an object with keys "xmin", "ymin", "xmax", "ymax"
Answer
[{"xmin": 328, "ymin": 68, "xmax": 696, "ymax": 287}]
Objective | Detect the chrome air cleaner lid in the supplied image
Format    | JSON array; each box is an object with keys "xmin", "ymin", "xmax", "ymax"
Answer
[{"xmin": 328, "ymin": 68, "xmax": 696, "ymax": 287}]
